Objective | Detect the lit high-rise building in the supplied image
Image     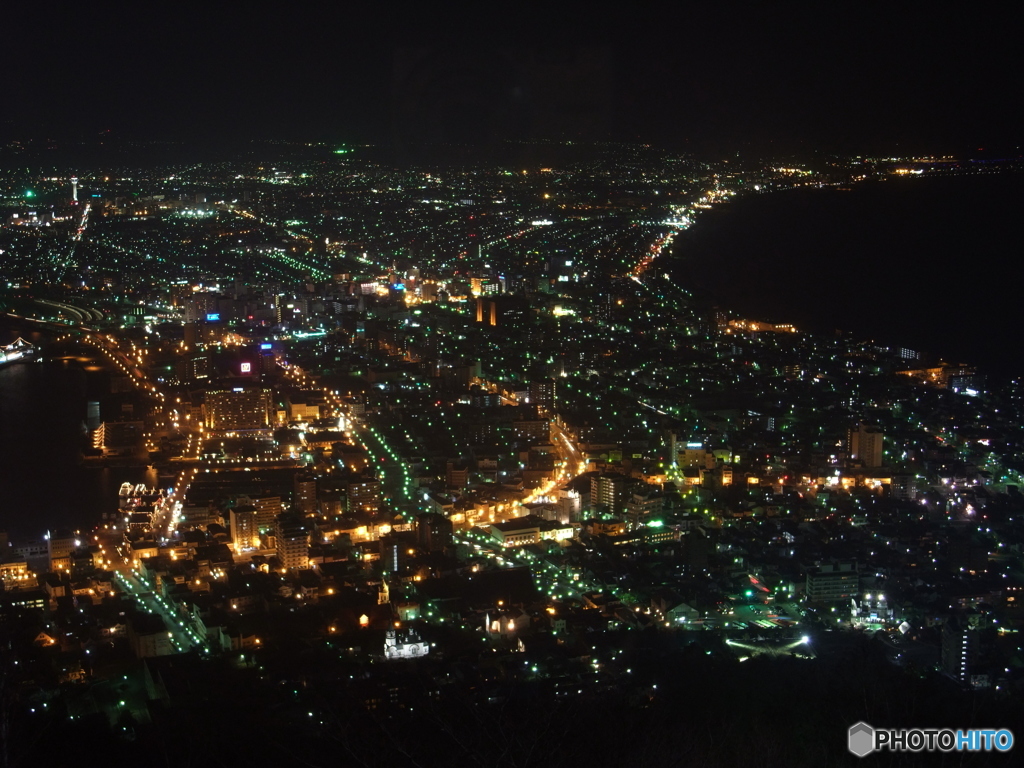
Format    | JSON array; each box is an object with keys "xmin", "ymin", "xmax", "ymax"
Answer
[
  {"xmin": 229, "ymin": 504, "xmax": 260, "ymax": 553},
  {"xmin": 347, "ymin": 478, "xmax": 381, "ymax": 513},
  {"xmin": 941, "ymin": 613, "xmax": 982, "ymax": 685},
  {"xmin": 294, "ymin": 472, "xmax": 318, "ymax": 515},
  {"xmin": 527, "ymin": 379, "xmax": 556, "ymax": 415},
  {"xmin": 805, "ymin": 561, "xmax": 859, "ymax": 603},
  {"xmin": 274, "ymin": 514, "xmax": 310, "ymax": 571},
  {"xmin": 590, "ymin": 473, "xmax": 628, "ymax": 516},
  {"xmin": 847, "ymin": 424, "xmax": 883, "ymax": 468},
  {"xmin": 255, "ymin": 495, "xmax": 282, "ymax": 532},
  {"xmin": 204, "ymin": 388, "xmax": 272, "ymax": 431}
]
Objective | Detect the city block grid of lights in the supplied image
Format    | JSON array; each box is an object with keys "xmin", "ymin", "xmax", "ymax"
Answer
[{"xmin": 3, "ymin": 152, "xmax": 1022, "ymax": 712}]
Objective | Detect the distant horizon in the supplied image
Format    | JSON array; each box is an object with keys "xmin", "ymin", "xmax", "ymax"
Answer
[{"xmin": 2, "ymin": 133, "xmax": 1022, "ymax": 173}]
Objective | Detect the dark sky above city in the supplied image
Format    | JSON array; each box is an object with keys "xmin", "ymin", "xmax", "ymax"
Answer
[{"xmin": 5, "ymin": 4, "xmax": 1023, "ymax": 157}]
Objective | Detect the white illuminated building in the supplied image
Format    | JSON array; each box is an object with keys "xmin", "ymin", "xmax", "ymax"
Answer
[{"xmin": 384, "ymin": 627, "xmax": 429, "ymax": 659}]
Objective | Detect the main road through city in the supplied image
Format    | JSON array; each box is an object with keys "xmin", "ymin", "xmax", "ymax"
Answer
[{"xmin": 112, "ymin": 566, "xmax": 204, "ymax": 653}]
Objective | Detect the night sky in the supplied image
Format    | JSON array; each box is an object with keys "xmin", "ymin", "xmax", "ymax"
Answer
[{"xmin": 4, "ymin": 5, "xmax": 1023, "ymax": 156}]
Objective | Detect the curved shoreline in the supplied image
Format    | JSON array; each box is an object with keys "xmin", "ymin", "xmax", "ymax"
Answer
[
  {"xmin": 663, "ymin": 172, "xmax": 1022, "ymax": 377},
  {"xmin": 0, "ymin": 320, "xmax": 157, "ymax": 541}
]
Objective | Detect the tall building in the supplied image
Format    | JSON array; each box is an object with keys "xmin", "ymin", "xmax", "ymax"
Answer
[
  {"xmin": 446, "ymin": 461, "xmax": 468, "ymax": 489},
  {"xmin": 890, "ymin": 474, "xmax": 917, "ymax": 501},
  {"xmin": 527, "ymin": 380, "xmax": 556, "ymax": 415},
  {"xmin": 664, "ymin": 430, "xmax": 678, "ymax": 466},
  {"xmin": 948, "ymin": 371, "xmax": 986, "ymax": 395},
  {"xmin": 286, "ymin": 391, "xmax": 322, "ymax": 422},
  {"xmin": 274, "ymin": 514, "xmax": 310, "ymax": 571},
  {"xmin": 557, "ymin": 489, "xmax": 582, "ymax": 523},
  {"xmin": 512, "ymin": 419, "xmax": 548, "ymax": 442},
  {"xmin": 590, "ymin": 473, "xmax": 628, "ymax": 516},
  {"xmin": 347, "ymin": 478, "xmax": 381, "ymax": 513},
  {"xmin": 128, "ymin": 614, "xmax": 175, "ymax": 658},
  {"xmin": 805, "ymin": 561, "xmax": 859, "ymax": 604},
  {"xmin": 184, "ymin": 293, "xmax": 219, "ymax": 323},
  {"xmin": 475, "ymin": 296, "xmax": 528, "ymax": 328},
  {"xmin": 47, "ymin": 530, "xmax": 78, "ymax": 573},
  {"xmin": 379, "ymin": 533, "xmax": 416, "ymax": 573},
  {"xmin": 624, "ymin": 487, "xmax": 665, "ymax": 531},
  {"xmin": 177, "ymin": 352, "xmax": 210, "ymax": 382},
  {"xmin": 229, "ymin": 504, "xmax": 260, "ymax": 553},
  {"xmin": 941, "ymin": 613, "xmax": 982, "ymax": 685},
  {"xmin": 294, "ymin": 472, "xmax": 318, "ymax": 515},
  {"xmin": 203, "ymin": 388, "xmax": 272, "ymax": 431},
  {"xmin": 416, "ymin": 513, "xmax": 453, "ymax": 552},
  {"xmin": 847, "ymin": 424, "xmax": 884, "ymax": 468},
  {"xmin": 254, "ymin": 495, "xmax": 282, "ymax": 532},
  {"xmin": 678, "ymin": 443, "xmax": 707, "ymax": 468},
  {"xmin": 85, "ymin": 401, "xmax": 101, "ymax": 430},
  {"xmin": 93, "ymin": 421, "xmax": 145, "ymax": 456},
  {"xmin": 475, "ymin": 297, "xmax": 497, "ymax": 326}
]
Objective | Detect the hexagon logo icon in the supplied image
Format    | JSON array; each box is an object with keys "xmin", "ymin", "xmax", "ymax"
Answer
[{"xmin": 848, "ymin": 722, "xmax": 875, "ymax": 757}]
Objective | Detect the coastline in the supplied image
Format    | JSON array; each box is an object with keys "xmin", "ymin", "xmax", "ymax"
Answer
[
  {"xmin": 0, "ymin": 319, "xmax": 157, "ymax": 542},
  {"xmin": 666, "ymin": 172, "xmax": 1024, "ymax": 378}
]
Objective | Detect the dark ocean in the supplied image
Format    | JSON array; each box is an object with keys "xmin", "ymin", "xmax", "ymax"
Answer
[
  {"xmin": 670, "ymin": 171, "xmax": 1023, "ymax": 378},
  {"xmin": 0, "ymin": 326, "xmax": 155, "ymax": 542}
]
